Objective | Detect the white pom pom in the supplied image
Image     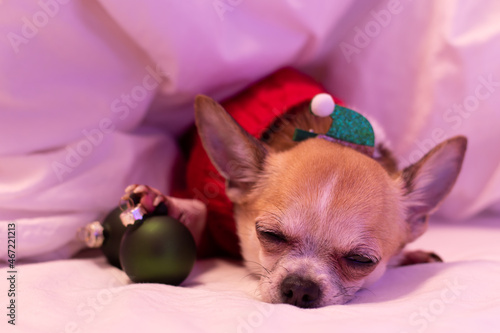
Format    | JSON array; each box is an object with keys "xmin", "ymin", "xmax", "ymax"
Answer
[{"xmin": 310, "ymin": 93, "xmax": 335, "ymax": 117}]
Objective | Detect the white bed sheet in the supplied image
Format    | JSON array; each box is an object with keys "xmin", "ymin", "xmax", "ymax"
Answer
[
  {"xmin": 2, "ymin": 213, "xmax": 500, "ymax": 333},
  {"xmin": 2, "ymin": 0, "xmax": 500, "ymax": 263}
]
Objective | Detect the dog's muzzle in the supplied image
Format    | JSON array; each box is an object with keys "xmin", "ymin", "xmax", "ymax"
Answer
[{"xmin": 280, "ymin": 274, "xmax": 321, "ymax": 308}]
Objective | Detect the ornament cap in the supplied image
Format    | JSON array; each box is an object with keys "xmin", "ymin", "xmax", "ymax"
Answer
[
  {"xmin": 120, "ymin": 204, "xmax": 147, "ymax": 226},
  {"xmin": 77, "ymin": 221, "xmax": 104, "ymax": 248}
]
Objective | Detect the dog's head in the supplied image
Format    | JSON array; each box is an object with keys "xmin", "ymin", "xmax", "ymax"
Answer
[{"xmin": 195, "ymin": 95, "xmax": 467, "ymax": 308}]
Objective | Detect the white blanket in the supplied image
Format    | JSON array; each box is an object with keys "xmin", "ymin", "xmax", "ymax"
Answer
[
  {"xmin": 2, "ymin": 214, "xmax": 500, "ymax": 332},
  {"xmin": 1, "ymin": 0, "xmax": 500, "ymax": 262}
]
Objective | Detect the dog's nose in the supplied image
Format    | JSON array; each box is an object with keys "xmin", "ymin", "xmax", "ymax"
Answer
[{"xmin": 280, "ymin": 274, "xmax": 320, "ymax": 308}]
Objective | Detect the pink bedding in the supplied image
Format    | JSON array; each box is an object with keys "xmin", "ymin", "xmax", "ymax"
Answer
[{"xmin": 3, "ymin": 214, "xmax": 500, "ymax": 332}]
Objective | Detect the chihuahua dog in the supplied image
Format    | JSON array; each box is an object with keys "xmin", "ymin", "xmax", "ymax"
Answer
[{"xmin": 123, "ymin": 92, "xmax": 466, "ymax": 308}]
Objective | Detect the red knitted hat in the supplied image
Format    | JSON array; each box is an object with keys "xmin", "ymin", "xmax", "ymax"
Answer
[{"xmin": 185, "ymin": 67, "xmax": 329, "ymax": 258}]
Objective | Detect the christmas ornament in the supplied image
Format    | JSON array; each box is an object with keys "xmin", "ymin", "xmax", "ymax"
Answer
[
  {"xmin": 77, "ymin": 193, "xmax": 146, "ymax": 267},
  {"xmin": 119, "ymin": 215, "xmax": 196, "ymax": 285},
  {"xmin": 78, "ymin": 205, "xmax": 130, "ymax": 268},
  {"xmin": 78, "ymin": 193, "xmax": 196, "ymax": 286}
]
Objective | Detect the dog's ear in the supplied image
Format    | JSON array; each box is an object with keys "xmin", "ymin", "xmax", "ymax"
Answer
[
  {"xmin": 401, "ymin": 136, "xmax": 467, "ymax": 242},
  {"xmin": 194, "ymin": 95, "xmax": 267, "ymax": 203}
]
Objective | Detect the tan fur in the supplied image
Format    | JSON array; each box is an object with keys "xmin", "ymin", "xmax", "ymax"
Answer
[
  {"xmin": 193, "ymin": 95, "xmax": 467, "ymax": 308},
  {"xmin": 234, "ymin": 139, "xmax": 407, "ymax": 305}
]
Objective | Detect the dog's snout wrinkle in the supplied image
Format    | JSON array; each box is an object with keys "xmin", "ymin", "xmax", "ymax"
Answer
[{"xmin": 280, "ymin": 274, "xmax": 320, "ymax": 308}]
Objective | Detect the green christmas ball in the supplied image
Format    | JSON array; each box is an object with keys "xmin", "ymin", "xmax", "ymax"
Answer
[
  {"xmin": 100, "ymin": 205, "xmax": 128, "ymax": 268},
  {"xmin": 119, "ymin": 215, "xmax": 196, "ymax": 285}
]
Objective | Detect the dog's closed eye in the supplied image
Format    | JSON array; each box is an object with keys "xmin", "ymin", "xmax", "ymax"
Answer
[
  {"xmin": 256, "ymin": 225, "xmax": 287, "ymax": 244},
  {"xmin": 339, "ymin": 253, "xmax": 380, "ymax": 281},
  {"xmin": 344, "ymin": 254, "xmax": 378, "ymax": 266}
]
